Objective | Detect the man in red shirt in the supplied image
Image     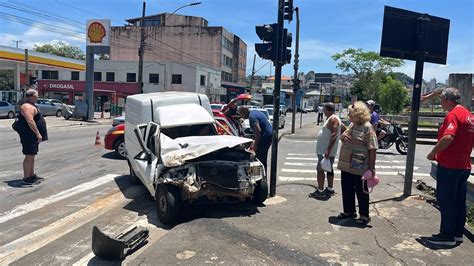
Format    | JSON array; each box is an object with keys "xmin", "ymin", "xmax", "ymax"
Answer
[{"xmin": 426, "ymin": 87, "xmax": 474, "ymax": 247}]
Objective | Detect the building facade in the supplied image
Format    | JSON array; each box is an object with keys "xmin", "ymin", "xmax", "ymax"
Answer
[
  {"xmin": 110, "ymin": 13, "xmax": 247, "ymax": 101},
  {"xmin": 36, "ymin": 60, "xmax": 223, "ymax": 108}
]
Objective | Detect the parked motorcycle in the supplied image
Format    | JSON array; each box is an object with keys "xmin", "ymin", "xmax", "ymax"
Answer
[{"xmin": 378, "ymin": 123, "xmax": 408, "ymax": 155}]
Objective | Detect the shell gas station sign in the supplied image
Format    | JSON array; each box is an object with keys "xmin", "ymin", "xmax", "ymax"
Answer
[{"xmin": 86, "ymin": 20, "xmax": 110, "ymax": 46}]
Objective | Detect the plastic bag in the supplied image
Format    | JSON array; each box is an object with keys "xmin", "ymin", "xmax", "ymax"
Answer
[{"xmin": 320, "ymin": 157, "xmax": 333, "ymax": 172}]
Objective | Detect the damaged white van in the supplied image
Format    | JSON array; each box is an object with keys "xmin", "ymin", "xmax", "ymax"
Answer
[{"xmin": 125, "ymin": 92, "xmax": 267, "ymax": 224}]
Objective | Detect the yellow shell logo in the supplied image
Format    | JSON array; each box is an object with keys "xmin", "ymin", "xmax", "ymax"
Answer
[{"xmin": 88, "ymin": 22, "xmax": 106, "ymax": 43}]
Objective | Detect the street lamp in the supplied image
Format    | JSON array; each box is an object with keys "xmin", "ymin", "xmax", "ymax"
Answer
[{"xmin": 137, "ymin": 1, "xmax": 202, "ymax": 93}]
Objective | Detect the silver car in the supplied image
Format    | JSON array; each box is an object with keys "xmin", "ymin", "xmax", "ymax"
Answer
[
  {"xmin": 0, "ymin": 101, "xmax": 16, "ymax": 119},
  {"xmin": 37, "ymin": 99, "xmax": 63, "ymax": 117}
]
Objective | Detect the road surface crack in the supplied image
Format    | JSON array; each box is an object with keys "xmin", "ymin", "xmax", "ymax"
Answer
[{"xmin": 374, "ymin": 235, "xmax": 406, "ymax": 265}]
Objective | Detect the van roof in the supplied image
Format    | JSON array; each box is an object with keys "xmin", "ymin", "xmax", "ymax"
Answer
[{"xmin": 128, "ymin": 91, "xmax": 203, "ymax": 101}]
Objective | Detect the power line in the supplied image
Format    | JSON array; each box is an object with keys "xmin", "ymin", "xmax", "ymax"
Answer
[
  {"xmin": 3, "ymin": 1, "xmax": 84, "ymax": 28},
  {"xmin": 54, "ymin": 0, "xmax": 123, "ymax": 24}
]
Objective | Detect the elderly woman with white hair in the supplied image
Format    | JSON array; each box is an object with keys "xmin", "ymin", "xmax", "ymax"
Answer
[{"xmin": 336, "ymin": 101, "xmax": 378, "ymax": 225}]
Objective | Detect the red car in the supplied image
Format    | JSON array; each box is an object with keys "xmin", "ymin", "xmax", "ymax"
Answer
[{"xmin": 104, "ymin": 123, "xmax": 126, "ymax": 159}]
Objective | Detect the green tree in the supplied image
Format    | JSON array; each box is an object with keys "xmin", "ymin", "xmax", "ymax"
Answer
[
  {"xmin": 331, "ymin": 48, "xmax": 404, "ymax": 102},
  {"xmin": 390, "ymin": 72, "xmax": 414, "ymax": 86},
  {"xmin": 34, "ymin": 41, "xmax": 85, "ymax": 60},
  {"xmin": 379, "ymin": 77, "xmax": 408, "ymax": 114},
  {"xmin": 0, "ymin": 70, "xmax": 15, "ymax": 90}
]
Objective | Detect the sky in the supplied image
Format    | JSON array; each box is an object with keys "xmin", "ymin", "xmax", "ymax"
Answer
[{"xmin": 0, "ymin": 0, "xmax": 473, "ymax": 83}]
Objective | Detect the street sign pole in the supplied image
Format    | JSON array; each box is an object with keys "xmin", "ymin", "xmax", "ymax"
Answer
[
  {"xmin": 269, "ymin": 0, "xmax": 285, "ymax": 197},
  {"xmin": 403, "ymin": 14, "xmax": 429, "ymax": 196}
]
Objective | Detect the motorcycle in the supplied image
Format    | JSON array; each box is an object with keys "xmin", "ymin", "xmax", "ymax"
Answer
[{"xmin": 378, "ymin": 123, "xmax": 408, "ymax": 155}]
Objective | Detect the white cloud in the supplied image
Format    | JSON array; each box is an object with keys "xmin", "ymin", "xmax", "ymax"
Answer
[
  {"xmin": 394, "ymin": 61, "xmax": 473, "ymax": 83},
  {"xmin": 299, "ymin": 39, "xmax": 352, "ymax": 61},
  {"xmin": 0, "ymin": 23, "xmax": 85, "ymax": 50}
]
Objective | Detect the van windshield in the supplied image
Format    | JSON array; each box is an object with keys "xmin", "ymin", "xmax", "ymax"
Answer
[{"xmin": 161, "ymin": 124, "xmax": 217, "ymax": 139}]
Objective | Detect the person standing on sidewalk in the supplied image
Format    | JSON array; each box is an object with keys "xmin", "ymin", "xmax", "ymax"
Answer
[
  {"xmin": 317, "ymin": 105, "xmax": 324, "ymax": 125},
  {"xmin": 337, "ymin": 101, "xmax": 378, "ymax": 225},
  {"xmin": 16, "ymin": 89, "xmax": 48, "ymax": 184},
  {"xmin": 309, "ymin": 102, "xmax": 341, "ymax": 199},
  {"xmin": 238, "ymin": 106, "xmax": 272, "ymax": 172},
  {"xmin": 426, "ymin": 87, "xmax": 474, "ymax": 247}
]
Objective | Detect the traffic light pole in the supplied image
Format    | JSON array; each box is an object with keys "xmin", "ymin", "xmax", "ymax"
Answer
[
  {"xmin": 291, "ymin": 7, "xmax": 299, "ymax": 134},
  {"xmin": 269, "ymin": 0, "xmax": 285, "ymax": 197}
]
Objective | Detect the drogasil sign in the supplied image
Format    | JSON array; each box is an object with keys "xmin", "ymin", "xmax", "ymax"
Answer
[
  {"xmin": 43, "ymin": 83, "xmax": 75, "ymax": 90},
  {"xmin": 87, "ymin": 20, "xmax": 110, "ymax": 46}
]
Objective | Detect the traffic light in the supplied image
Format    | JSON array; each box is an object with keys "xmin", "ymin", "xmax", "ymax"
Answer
[
  {"xmin": 255, "ymin": 23, "xmax": 279, "ymax": 61},
  {"xmin": 282, "ymin": 28, "xmax": 292, "ymax": 64},
  {"xmin": 283, "ymin": 0, "xmax": 293, "ymax": 22}
]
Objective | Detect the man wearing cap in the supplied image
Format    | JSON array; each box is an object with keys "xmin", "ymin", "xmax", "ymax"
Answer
[
  {"xmin": 426, "ymin": 87, "xmax": 474, "ymax": 247},
  {"xmin": 366, "ymin": 100, "xmax": 389, "ymax": 141},
  {"xmin": 15, "ymin": 89, "xmax": 48, "ymax": 184}
]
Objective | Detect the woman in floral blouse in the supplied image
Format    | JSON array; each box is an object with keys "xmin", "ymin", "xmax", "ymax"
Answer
[{"xmin": 337, "ymin": 101, "xmax": 378, "ymax": 225}]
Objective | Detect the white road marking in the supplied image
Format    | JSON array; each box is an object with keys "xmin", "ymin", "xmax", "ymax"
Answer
[
  {"xmin": 279, "ymin": 176, "xmax": 341, "ymax": 182},
  {"xmin": 286, "ymin": 157, "xmax": 406, "ymax": 163},
  {"xmin": 0, "ymin": 185, "xmax": 145, "ymax": 265},
  {"xmin": 281, "ymin": 169, "xmax": 429, "ymax": 177},
  {"xmin": 281, "ymin": 140, "xmax": 316, "ymax": 143},
  {"xmin": 72, "ymin": 252, "xmax": 95, "ymax": 266},
  {"xmin": 288, "ymin": 153, "xmax": 314, "ymax": 156},
  {"xmin": 0, "ymin": 174, "xmax": 119, "ymax": 224},
  {"xmin": 283, "ymin": 162, "xmax": 419, "ymax": 170},
  {"xmin": 0, "ymin": 170, "xmax": 23, "ymax": 178}
]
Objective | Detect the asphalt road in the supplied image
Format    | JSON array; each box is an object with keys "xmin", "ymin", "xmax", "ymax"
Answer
[{"xmin": 1, "ymin": 113, "xmax": 467, "ymax": 265}]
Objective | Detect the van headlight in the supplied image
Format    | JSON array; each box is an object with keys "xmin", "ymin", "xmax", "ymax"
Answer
[{"xmin": 248, "ymin": 162, "xmax": 264, "ymax": 179}]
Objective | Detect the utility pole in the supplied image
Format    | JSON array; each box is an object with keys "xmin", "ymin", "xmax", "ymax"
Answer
[
  {"xmin": 13, "ymin": 40, "xmax": 22, "ymax": 48},
  {"xmin": 24, "ymin": 49, "xmax": 28, "ymax": 98},
  {"xmin": 291, "ymin": 7, "xmax": 299, "ymax": 134},
  {"xmin": 249, "ymin": 54, "xmax": 256, "ymax": 91},
  {"xmin": 137, "ymin": 1, "xmax": 146, "ymax": 94}
]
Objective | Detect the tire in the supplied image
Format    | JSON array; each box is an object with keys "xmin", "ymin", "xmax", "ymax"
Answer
[
  {"xmin": 64, "ymin": 116, "xmax": 70, "ymax": 120},
  {"xmin": 114, "ymin": 138, "xmax": 126, "ymax": 159},
  {"xmin": 252, "ymin": 180, "xmax": 268, "ymax": 204},
  {"xmin": 129, "ymin": 165, "xmax": 141, "ymax": 185},
  {"xmin": 396, "ymin": 139, "xmax": 408, "ymax": 155},
  {"xmin": 7, "ymin": 111, "xmax": 15, "ymax": 119},
  {"xmin": 56, "ymin": 110, "xmax": 62, "ymax": 117},
  {"xmin": 155, "ymin": 185, "xmax": 182, "ymax": 225}
]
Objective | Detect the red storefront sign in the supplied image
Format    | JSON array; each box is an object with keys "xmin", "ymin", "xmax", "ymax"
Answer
[{"xmin": 37, "ymin": 80, "xmax": 138, "ymax": 95}]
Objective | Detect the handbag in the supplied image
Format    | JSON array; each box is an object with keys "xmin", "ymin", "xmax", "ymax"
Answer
[
  {"xmin": 361, "ymin": 170, "xmax": 380, "ymax": 194},
  {"xmin": 11, "ymin": 118, "xmax": 20, "ymax": 132}
]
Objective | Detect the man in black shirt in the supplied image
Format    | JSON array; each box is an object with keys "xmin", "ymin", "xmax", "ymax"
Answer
[{"xmin": 16, "ymin": 89, "xmax": 48, "ymax": 184}]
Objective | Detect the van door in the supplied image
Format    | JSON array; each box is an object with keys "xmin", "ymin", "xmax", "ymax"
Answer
[{"xmin": 132, "ymin": 122, "xmax": 161, "ymax": 193}]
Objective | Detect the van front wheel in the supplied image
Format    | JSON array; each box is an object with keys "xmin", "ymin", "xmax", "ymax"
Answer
[{"xmin": 156, "ymin": 185, "xmax": 182, "ymax": 225}]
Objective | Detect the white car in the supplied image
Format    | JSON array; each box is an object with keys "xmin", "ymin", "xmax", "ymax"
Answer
[
  {"xmin": 125, "ymin": 92, "xmax": 267, "ymax": 225},
  {"xmin": 265, "ymin": 107, "xmax": 285, "ymax": 129},
  {"xmin": 0, "ymin": 101, "xmax": 16, "ymax": 119}
]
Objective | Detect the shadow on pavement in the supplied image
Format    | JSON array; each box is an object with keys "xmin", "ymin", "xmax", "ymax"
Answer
[
  {"xmin": 415, "ymin": 237, "xmax": 460, "ymax": 250},
  {"xmin": 376, "ymin": 151, "xmax": 399, "ymax": 155},
  {"xmin": 180, "ymin": 201, "xmax": 261, "ymax": 224},
  {"xmin": 328, "ymin": 216, "xmax": 373, "ymax": 229},
  {"xmin": 4, "ymin": 178, "xmax": 43, "ymax": 188},
  {"xmin": 369, "ymin": 195, "xmax": 409, "ymax": 205},
  {"xmin": 101, "ymin": 152, "xmax": 125, "ymax": 160}
]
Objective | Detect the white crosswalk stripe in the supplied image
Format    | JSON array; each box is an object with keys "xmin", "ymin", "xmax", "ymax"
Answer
[{"xmin": 279, "ymin": 152, "xmax": 430, "ymax": 182}]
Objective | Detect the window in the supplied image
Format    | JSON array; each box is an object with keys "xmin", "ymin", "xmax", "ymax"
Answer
[
  {"xmin": 94, "ymin": 72, "xmax": 102, "ymax": 81},
  {"xmin": 221, "ymin": 71, "xmax": 232, "ymax": 82},
  {"xmin": 41, "ymin": 70, "xmax": 59, "ymax": 80},
  {"xmin": 171, "ymin": 74, "xmax": 182, "ymax": 84},
  {"xmin": 71, "ymin": 71, "xmax": 79, "ymax": 81},
  {"xmin": 149, "ymin": 73, "xmax": 159, "ymax": 84},
  {"xmin": 106, "ymin": 72, "xmax": 115, "ymax": 82},
  {"xmin": 126, "ymin": 73, "xmax": 136, "ymax": 82},
  {"xmin": 0, "ymin": 102, "xmax": 8, "ymax": 107},
  {"xmin": 200, "ymin": 75, "xmax": 206, "ymax": 86}
]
